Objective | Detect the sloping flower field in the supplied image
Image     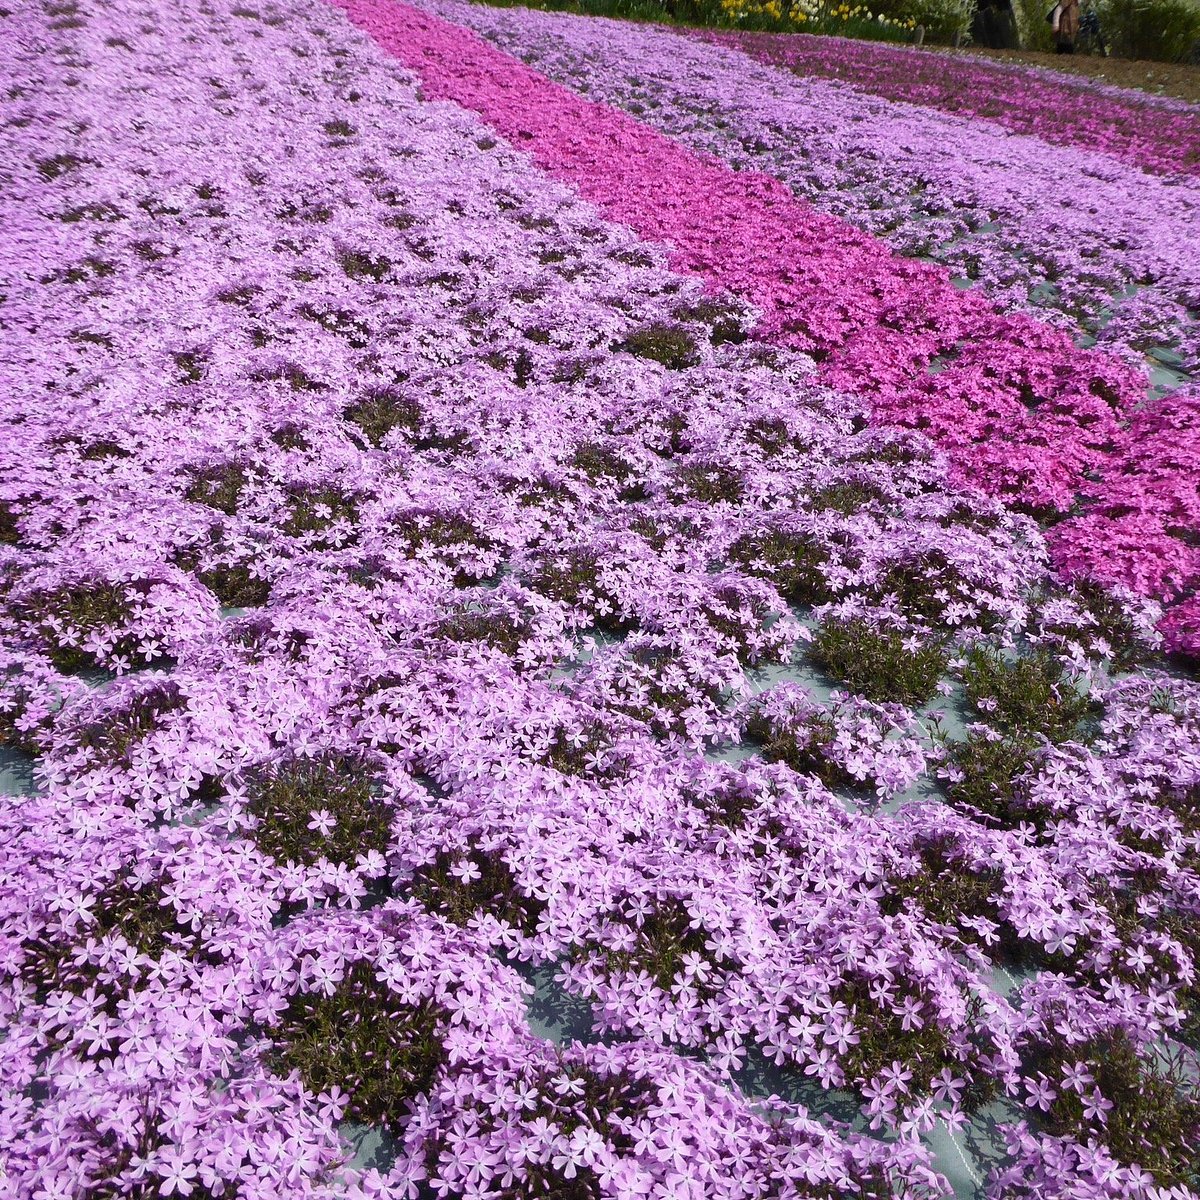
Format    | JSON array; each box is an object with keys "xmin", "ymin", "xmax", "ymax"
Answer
[{"xmin": 1, "ymin": 0, "xmax": 1199, "ymax": 1198}]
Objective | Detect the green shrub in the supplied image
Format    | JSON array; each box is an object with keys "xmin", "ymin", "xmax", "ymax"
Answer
[
  {"xmin": 961, "ymin": 648, "xmax": 1092, "ymax": 742},
  {"xmin": 1101, "ymin": 0, "xmax": 1200, "ymax": 61},
  {"xmin": 810, "ymin": 618, "xmax": 949, "ymax": 706},
  {"xmin": 246, "ymin": 755, "xmax": 393, "ymax": 869},
  {"xmin": 268, "ymin": 962, "xmax": 446, "ymax": 1125}
]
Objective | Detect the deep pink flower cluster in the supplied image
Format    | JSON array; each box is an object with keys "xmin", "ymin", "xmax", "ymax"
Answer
[
  {"xmin": 693, "ymin": 30, "xmax": 1200, "ymax": 179},
  {"xmin": 2, "ymin": 0, "xmax": 1200, "ymax": 1198}
]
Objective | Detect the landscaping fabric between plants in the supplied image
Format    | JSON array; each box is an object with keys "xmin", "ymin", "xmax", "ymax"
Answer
[{"xmin": 2, "ymin": 0, "xmax": 1200, "ymax": 1198}]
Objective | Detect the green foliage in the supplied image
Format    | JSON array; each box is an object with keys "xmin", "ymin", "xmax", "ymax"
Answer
[
  {"xmin": 587, "ymin": 898, "xmax": 716, "ymax": 993},
  {"xmin": 338, "ymin": 249, "xmax": 392, "ymax": 282},
  {"xmin": 24, "ymin": 875, "xmax": 211, "ymax": 996},
  {"xmin": 836, "ymin": 973, "xmax": 997, "ymax": 1107},
  {"xmin": 432, "ymin": 602, "xmax": 531, "ymax": 656},
  {"xmin": 880, "ymin": 834, "xmax": 1047, "ymax": 965},
  {"xmin": 409, "ymin": 849, "xmax": 545, "ymax": 932},
  {"xmin": 673, "ymin": 461, "xmax": 744, "ymax": 504},
  {"xmin": 0, "ymin": 502, "xmax": 22, "ymax": 545},
  {"xmin": 727, "ymin": 528, "xmax": 835, "ymax": 606},
  {"xmin": 617, "ymin": 323, "xmax": 700, "ymax": 370},
  {"xmin": 245, "ymin": 754, "xmax": 393, "ymax": 868},
  {"xmin": 19, "ymin": 581, "xmax": 135, "ymax": 672},
  {"xmin": 270, "ymin": 423, "xmax": 308, "ymax": 451},
  {"xmin": 185, "ymin": 462, "xmax": 246, "ymax": 515},
  {"xmin": 197, "ymin": 562, "xmax": 271, "ymax": 608},
  {"xmin": 268, "ymin": 962, "xmax": 446, "ymax": 1125},
  {"xmin": 698, "ymin": 583, "xmax": 784, "ymax": 665},
  {"xmin": 35, "ymin": 153, "xmax": 85, "ymax": 180},
  {"xmin": 1026, "ymin": 1029, "xmax": 1200, "ymax": 1186},
  {"xmin": 807, "ymin": 481, "xmax": 890, "ymax": 515},
  {"xmin": 1101, "ymin": 0, "xmax": 1200, "ymax": 61},
  {"xmin": 541, "ymin": 720, "xmax": 629, "ymax": 779},
  {"xmin": 1038, "ymin": 581, "xmax": 1150, "ymax": 671},
  {"xmin": 299, "ymin": 305, "xmax": 370, "ymax": 348},
  {"xmin": 571, "ymin": 440, "xmax": 633, "ymax": 484},
  {"xmin": 530, "ymin": 550, "xmax": 634, "ymax": 633},
  {"xmin": 1013, "ymin": 0, "xmax": 1058, "ymax": 49},
  {"xmin": 72, "ymin": 681, "xmax": 188, "ymax": 768},
  {"xmin": 745, "ymin": 703, "xmax": 861, "ymax": 790},
  {"xmin": 871, "ymin": 551, "xmax": 992, "ymax": 627},
  {"xmin": 672, "ymin": 298, "xmax": 747, "ymax": 345},
  {"xmin": 945, "ymin": 732, "xmax": 1045, "ymax": 828},
  {"xmin": 961, "ymin": 648, "xmax": 1092, "ymax": 742},
  {"xmin": 744, "ymin": 417, "xmax": 792, "ymax": 456},
  {"xmin": 810, "ymin": 618, "xmax": 949, "ymax": 706},
  {"xmin": 281, "ymin": 485, "xmax": 362, "ymax": 544}
]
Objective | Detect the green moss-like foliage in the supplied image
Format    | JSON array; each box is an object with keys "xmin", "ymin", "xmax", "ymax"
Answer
[
  {"xmin": 433, "ymin": 608, "xmax": 528, "ymax": 656},
  {"xmin": 836, "ymin": 974, "xmax": 997, "ymax": 1110},
  {"xmin": 727, "ymin": 529, "xmax": 835, "ymax": 606},
  {"xmin": 962, "ymin": 648, "xmax": 1092, "ymax": 742},
  {"xmin": 185, "ymin": 462, "xmax": 247, "ymax": 515},
  {"xmin": 338, "ymin": 250, "xmax": 391, "ymax": 282},
  {"xmin": 0, "ymin": 501, "xmax": 22, "ymax": 546},
  {"xmin": 409, "ymin": 849, "xmax": 545, "ymax": 933},
  {"xmin": 539, "ymin": 721, "xmax": 628, "ymax": 781},
  {"xmin": 744, "ymin": 705, "xmax": 859, "ymax": 791},
  {"xmin": 73, "ymin": 681, "xmax": 188, "ymax": 768},
  {"xmin": 617, "ymin": 323, "xmax": 699, "ymax": 370},
  {"xmin": 810, "ymin": 619, "xmax": 948, "ymax": 707},
  {"xmin": 344, "ymin": 389, "xmax": 421, "ymax": 447},
  {"xmin": 944, "ymin": 733, "xmax": 1046, "ymax": 829},
  {"xmin": 19, "ymin": 581, "xmax": 136, "ymax": 673},
  {"xmin": 584, "ymin": 898, "xmax": 716, "ymax": 994},
  {"xmin": 1025, "ymin": 1030, "xmax": 1200, "ymax": 1188},
  {"xmin": 871, "ymin": 551, "xmax": 994, "ymax": 627},
  {"xmin": 197, "ymin": 562, "xmax": 271, "ymax": 609},
  {"xmin": 268, "ymin": 961, "xmax": 446, "ymax": 1126},
  {"xmin": 280, "ymin": 485, "xmax": 362, "ymax": 544},
  {"xmin": 672, "ymin": 299, "xmax": 747, "ymax": 346},
  {"xmin": 24, "ymin": 875, "xmax": 212, "ymax": 996},
  {"xmin": 529, "ymin": 551, "xmax": 634, "ymax": 634},
  {"xmin": 245, "ymin": 755, "xmax": 393, "ymax": 868},
  {"xmin": 673, "ymin": 462, "xmax": 744, "ymax": 505},
  {"xmin": 1039, "ymin": 581, "xmax": 1149, "ymax": 670},
  {"xmin": 807, "ymin": 481, "xmax": 890, "ymax": 515}
]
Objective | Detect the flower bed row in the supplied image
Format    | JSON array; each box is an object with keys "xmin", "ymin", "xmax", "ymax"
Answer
[
  {"xmin": 693, "ymin": 30, "xmax": 1200, "ymax": 180},
  {"xmin": 3, "ymin": 0, "xmax": 1200, "ymax": 1196}
]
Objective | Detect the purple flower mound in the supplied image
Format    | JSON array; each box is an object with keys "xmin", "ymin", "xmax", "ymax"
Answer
[{"xmin": 2, "ymin": 0, "xmax": 1200, "ymax": 1198}]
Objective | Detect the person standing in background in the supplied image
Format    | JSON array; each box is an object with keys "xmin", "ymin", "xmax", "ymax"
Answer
[{"xmin": 1053, "ymin": 0, "xmax": 1080, "ymax": 52}]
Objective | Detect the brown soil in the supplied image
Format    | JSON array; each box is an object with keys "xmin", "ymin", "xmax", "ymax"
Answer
[{"xmin": 944, "ymin": 46, "xmax": 1200, "ymax": 104}]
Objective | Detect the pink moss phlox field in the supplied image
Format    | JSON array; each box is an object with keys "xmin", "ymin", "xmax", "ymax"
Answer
[
  {"xmin": 694, "ymin": 30, "xmax": 1200, "ymax": 179},
  {"xmin": 403, "ymin": 0, "xmax": 1199, "ymax": 650},
  {"xmin": 334, "ymin": 0, "xmax": 1156, "ymax": 521},
  {"xmin": 5, "ymin": 0, "xmax": 1200, "ymax": 1195}
]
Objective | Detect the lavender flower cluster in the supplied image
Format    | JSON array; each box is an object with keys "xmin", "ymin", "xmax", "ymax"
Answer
[{"xmin": 2, "ymin": 0, "xmax": 1199, "ymax": 1198}]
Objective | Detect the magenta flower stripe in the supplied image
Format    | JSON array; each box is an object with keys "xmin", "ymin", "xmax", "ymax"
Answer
[
  {"xmin": 693, "ymin": 30, "xmax": 1200, "ymax": 180},
  {"xmin": 329, "ymin": 0, "xmax": 1145, "ymax": 519}
]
